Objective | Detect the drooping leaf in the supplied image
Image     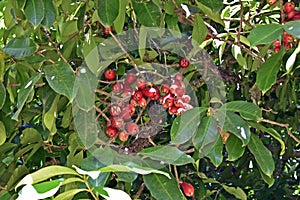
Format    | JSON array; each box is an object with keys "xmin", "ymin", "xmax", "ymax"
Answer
[
  {"xmin": 219, "ymin": 101, "xmax": 262, "ymax": 121},
  {"xmin": 248, "ymin": 24, "xmax": 283, "ymax": 46},
  {"xmin": 197, "ymin": 0, "xmax": 223, "ymax": 12},
  {"xmin": 171, "ymin": 107, "xmax": 207, "ymax": 144},
  {"xmin": 193, "ymin": 116, "xmax": 219, "ymax": 157},
  {"xmin": 113, "ymin": 0, "xmax": 128, "ymax": 33},
  {"xmin": 248, "ymin": 134, "xmax": 275, "ymax": 177},
  {"xmin": 44, "ymin": 62, "xmax": 75, "ymax": 101},
  {"xmin": 0, "ymin": 121, "xmax": 6, "ymax": 146},
  {"xmin": 192, "ymin": 14, "xmax": 208, "ymax": 46},
  {"xmin": 259, "ymin": 169, "xmax": 275, "ymax": 187},
  {"xmin": 221, "ymin": 184, "xmax": 247, "ymax": 200},
  {"xmin": 0, "ymin": 82, "xmax": 5, "ymax": 110},
  {"xmin": 256, "ymin": 49, "xmax": 285, "ymax": 94},
  {"xmin": 206, "ymin": 135, "xmax": 223, "ymax": 167},
  {"xmin": 217, "ymin": 111, "xmax": 250, "ymax": 145},
  {"xmin": 139, "ymin": 146, "xmax": 194, "ymax": 166},
  {"xmin": 41, "ymin": 0, "xmax": 56, "ymax": 28},
  {"xmin": 24, "ymin": 0, "xmax": 44, "ymax": 26},
  {"xmin": 12, "ymin": 73, "xmax": 42, "ymax": 121},
  {"xmin": 132, "ymin": 0, "xmax": 161, "ymax": 27},
  {"xmin": 284, "ymin": 20, "xmax": 300, "ymax": 38},
  {"xmin": 143, "ymin": 173, "xmax": 186, "ymax": 200},
  {"xmin": 225, "ymin": 135, "xmax": 245, "ymax": 161},
  {"xmin": 3, "ymin": 37, "xmax": 38, "ymax": 59},
  {"xmin": 97, "ymin": 0, "xmax": 119, "ymax": 26}
]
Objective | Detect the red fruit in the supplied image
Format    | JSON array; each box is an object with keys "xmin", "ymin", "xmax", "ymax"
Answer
[
  {"xmin": 104, "ymin": 69, "xmax": 115, "ymax": 81},
  {"xmin": 292, "ymin": 11, "xmax": 300, "ymax": 20},
  {"xmin": 169, "ymin": 85, "xmax": 178, "ymax": 95},
  {"xmin": 179, "ymin": 57, "xmax": 189, "ymax": 68},
  {"xmin": 161, "ymin": 84, "xmax": 170, "ymax": 94},
  {"xmin": 142, "ymin": 86, "xmax": 156, "ymax": 99},
  {"xmin": 176, "ymin": 107, "xmax": 186, "ymax": 115},
  {"xmin": 130, "ymin": 99, "xmax": 139, "ymax": 107},
  {"xmin": 103, "ymin": 26, "xmax": 113, "ymax": 35},
  {"xmin": 132, "ymin": 90, "xmax": 143, "ymax": 101},
  {"xmin": 125, "ymin": 122, "xmax": 139, "ymax": 135},
  {"xmin": 106, "ymin": 126, "xmax": 118, "ymax": 138},
  {"xmin": 121, "ymin": 104, "xmax": 136, "ymax": 119},
  {"xmin": 119, "ymin": 130, "xmax": 129, "ymax": 142},
  {"xmin": 283, "ymin": 34, "xmax": 293, "ymax": 44},
  {"xmin": 175, "ymin": 73, "xmax": 183, "ymax": 82},
  {"xmin": 287, "ymin": 10, "xmax": 296, "ymax": 19},
  {"xmin": 162, "ymin": 98, "xmax": 174, "ymax": 108},
  {"xmin": 175, "ymin": 87, "xmax": 185, "ymax": 97},
  {"xmin": 205, "ymin": 34, "xmax": 211, "ymax": 40},
  {"xmin": 136, "ymin": 78, "xmax": 146, "ymax": 89},
  {"xmin": 125, "ymin": 73, "xmax": 137, "ymax": 84},
  {"xmin": 138, "ymin": 97, "xmax": 147, "ymax": 107},
  {"xmin": 181, "ymin": 182, "xmax": 194, "ymax": 197},
  {"xmin": 268, "ymin": 0, "xmax": 277, "ymax": 5},
  {"xmin": 174, "ymin": 98, "xmax": 184, "ymax": 108},
  {"xmin": 150, "ymin": 87, "xmax": 161, "ymax": 101},
  {"xmin": 168, "ymin": 106, "xmax": 178, "ymax": 115},
  {"xmin": 274, "ymin": 47, "xmax": 281, "ymax": 53},
  {"xmin": 110, "ymin": 117, "xmax": 124, "ymax": 129},
  {"xmin": 110, "ymin": 105, "xmax": 122, "ymax": 116},
  {"xmin": 182, "ymin": 95, "xmax": 191, "ymax": 103},
  {"xmin": 273, "ymin": 40, "xmax": 281, "ymax": 48},
  {"xmin": 284, "ymin": 2, "xmax": 295, "ymax": 13},
  {"xmin": 112, "ymin": 83, "xmax": 123, "ymax": 94}
]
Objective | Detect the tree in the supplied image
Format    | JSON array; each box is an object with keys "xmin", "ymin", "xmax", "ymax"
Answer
[{"xmin": 0, "ymin": 0, "xmax": 299, "ymax": 199}]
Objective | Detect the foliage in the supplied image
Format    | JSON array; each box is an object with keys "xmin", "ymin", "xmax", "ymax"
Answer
[{"xmin": 0, "ymin": 0, "xmax": 299, "ymax": 199}]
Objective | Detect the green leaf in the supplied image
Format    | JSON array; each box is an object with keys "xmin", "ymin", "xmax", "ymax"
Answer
[
  {"xmin": 171, "ymin": 107, "xmax": 207, "ymax": 144},
  {"xmin": 225, "ymin": 135, "xmax": 245, "ymax": 161},
  {"xmin": 20, "ymin": 128, "xmax": 43, "ymax": 145},
  {"xmin": 132, "ymin": 0, "xmax": 161, "ymax": 27},
  {"xmin": 248, "ymin": 121, "xmax": 285, "ymax": 155},
  {"xmin": 192, "ymin": 14, "xmax": 208, "ymax": 46},
  {"xmin": 219, "ymin": 101, "xmax": 262, "ymax": 121},
  {"xmin": 0, "ymin": 82, "xmax": 5, "ymax": 110},
  {"xmin": 196, "ymin": 2, "xmax": 224, "ymax": 26},
  {"xmin": 143, "ymin": 173, "xmax": 186, "ymax": 200},
  {"xmin": 44, "ymin": 62, "xmax": 75, "ymax": 101},
  {"xmin": 0, "ymin": 121, "xmax": 6, "ymax": 146},
  {"xmin": 54, "ymin": 189, "xmax": 87, "ymax": 200},
  {"xmin": 97, "ymin": 0, "xmax": 119, "ymax": 26},
  {"xmin": 101, "ymin": 187, "xmax": 132, "ymax": 200},
  {"xmin": 138, "ymin": 25, "xmax": 147, "ymax": 61},
  {"xmin": 41, "ymin": 0, "xmax": 56, "ymax": 28},
  {"xmin": 24, "ymin": 0, "xmax": 44, "ymax": 26},
  {"xmin": 15, "ymin": 166, "xmax": 80, "ymax": 190},
  {"xmin": 256, "ymin": 49, "xmax": 285, "ymax": 94},
  {"xmin": 248, "ymin": 134, "xmax": 275, "ymax": 177},
  {"xmin": 43, "ymin": 95, "xmax": 59, "ymax": 135},
  {"xmin": 217, "ymin": 111, "xmax": 250, "ymax": 145},
  {"xmin": 113, "ymin": 0, "xmax": 128, "ymax": 33},
  {"xmin": 248, "ymin": 24, "xmax": 283, "ymax": 46},
  {"xmin": 193, "ymin": 116, "xmax": 219, "ymax": 157},
  {"xmin": 197, "ymin": 0, "xmax": 223, "ymax": 12},
  {"xmin": 259, "ymin": 169, "xmax": 275, "ymax": 187},
  {"xmin": 206, "ymin": 135, "xmax": 223, "ymax": 167},
  {"xmin": 33, "ymin": 180, "xmax": 62, "ymax": 194},
  {"xmin": 284, "ymin": 20, "xmax": 300, "ymax": 38},
  {"xmin": 3, "ymin": 37, "xmax": 38, "ymax": 59},
  {"xmin": 83, "ymin": 36, "xmax": 99, "ymax": 75},
  {"xmin": 12, "ymin": 73, "xmax": 42, "ymax": 121},
  {"xmin": 139, "ymin": 146, "xmax": 194, "ymax": 166},
  {"xmin": 221, "ymin": 184, "xmax": 247, "ymax": 200},
  {"xmin": 165, "ymin": 14, "xmax": 181, "ymax": 38},
  {"xmin": 100, "ymin": 162, "xmax": 171, "ymax": 179}
]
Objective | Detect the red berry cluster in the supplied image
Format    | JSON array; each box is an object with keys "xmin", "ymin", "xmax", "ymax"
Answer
[
  {"xmin": 102, "ymin": 58, "xmax": 193, "ymax": 141},
  {"xmin": 273, "ymin": 31, "xmax": 295, "ymax": 52},
  {"xmin": 284, "ymin": 2, "xmax": 300, "ymax": 21}
]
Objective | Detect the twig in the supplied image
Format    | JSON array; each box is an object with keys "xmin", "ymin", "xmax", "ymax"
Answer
[
  {"xmin": 93, "ymin": 105, "xmax": 110, "ymax": 123},
  {"xmin": 133, "ymin": 183, "xmax": 145, "ymax": 200},
  {"xmin": 237, "ymin": 0, "xmax": 244, "ymax": 45},
  {"xmin": 174, "ymin": 165, "xmax": 180, "ymax": 187}
]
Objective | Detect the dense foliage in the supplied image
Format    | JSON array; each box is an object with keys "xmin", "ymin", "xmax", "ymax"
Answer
[{"xmin": 0, "ymin": 0, "xmax": 299, "ymax": 199}]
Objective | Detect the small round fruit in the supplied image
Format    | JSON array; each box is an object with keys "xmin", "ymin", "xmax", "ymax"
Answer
[
  {"xmin": 119, "ymin": 131, "xmax": 129, "ymax": 142},
  {"xmin": 175, "ymin": 73, "xmax": 183, "ymax": 82},
  {"xmin": 104, "ymin": 69, "xmax": 115, "ymax": 81},
  {"xmin": 138, "ymin": 97, "xmax": 147, "ymax": 107},
  {"xmin": 110, "ymin": 105, "xmax": 122, "ymax": 116},
  {"xmin": 132, "ymin": 90, "xmax": 143, "ymax": 101},
  {"xmin": 175, "ymin": 87, "xmax": 185, "ymax": 97},
  {"xmin": 287, "ymin": 10, "xmax": 296, "ymax": 19},
  {"xmin": 136, "ymin": 78, "xmax": 146, "ymax": 89},
  {"xmin": 273, "ymin": 40, "xmax": 281, "ymax": 48},
  {"xmin": 284, "ymin": 2, "xmax": 295, "ymax": 13},
  {"xmin": 161, "ymin": 84, "xmax": 170, "ymax": 94},
  {"xmin": 125, "ymin": 122, "xmax": 139, "ymax": 135},
  {"xmin": 125, "ymin": 73, "xmax": 137, "ymax": 84},
  {"xmin": 110, "ymin": 117, "xmax": 124, "ymax": 129},
  {"xmin": 106, "ymin": 126, "xmax": 118, "ymax": 138},
  {"xmin": 181, "ymin": 182, "xmax": 194, "ymax": 197},
  {"xmin": 179, "ymin": 57, "xmax": 189, "ymax": 68},
  {"xmin": 112, "ymin": 83, "xmax": 123, "ymax": 94},
  {"xmin": 168, "ymin": 106, "xmax": 178, "ymax": 115},
  {"xmin": 121, "ymin": 104, "xmax": 136, "ymax": 119},
  {"xmin": 103, "ymin": 26, "xmax": 113, "ymax": 35}
]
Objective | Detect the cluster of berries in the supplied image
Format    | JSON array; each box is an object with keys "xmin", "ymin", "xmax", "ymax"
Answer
[
  {"xmin": 103, "ymin": 58, "xmax": 193, "ymax": 141},
  {"xmin": 284, "ymin": 2, "xmax": 300, "ymax": 21}
]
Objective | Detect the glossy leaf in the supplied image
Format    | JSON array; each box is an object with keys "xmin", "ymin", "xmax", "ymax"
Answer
[
  {"xmin": 143, "ymin": 173, "xmax": 186, "ymax": 200},
  {"xmin": 206, "ymin": 135, "xmax": 223, "ymax": 167},
  {"xmin": 12, "ymin": 73, "xmax": 42, "ymax": 121},
  {"xmin": 83, "ymin": 36, "xmax": 99, "ymax": 75},
  {"xmin": 219, "ymin": 101, "xmax": 262, "ymax": 121},
  {"xmin": 20, "ymin": 128, "xmax": 43, "ymax": 145},
  {"xmin": 15, "ymin": 166, "xmax": 80, "ymax": 189},
  {"xmin": 248, "ymin": 134, "xmax": 275, "ymax": 177},
  {"xmin": 41, "ymin": 0, "xmax": 56, "ymax": 28},
  {"xmin": 259, "ymin": 169, "xmax": 275, "ymax": 187},
  {"xmin": 284, "ymin": 20, "xmax": 300, "ymax": 38},
  {"xmin": 218, "ymin": 111, "xmax": 250, "ymax": 145},
  {"xmin": 132, "ymin": 0, "xmax": 161, "ymax": 27},
  {"xmin": 193, "ymin": 116, "xmax": 219, "ymax": 157},
  {"xmin": 222, "ymin": 184, "xmax": 247, "ymax": 200},
  {"xmin": 0, "ymin": 82, "xmax": 5, "ymax": 110},
  {"xmin": 256, "ymin": 49, "xmax": 285, "ymax": 94},
  {"xmin": 24, "ymin": 0, "xmax": 44, "ymax": 26},
  {"xmin": 225, "ymin": 135, "xmax": 245, "ymax": 161},
  {"xmin": 97, "ymin": 0, "xmax": 119, "ymax": 26},
  {"xmin": 0, "ymin": 121, "xmax": 6, "ymax": 146},
  {"xmin": 171, "ymin": 107, "xmax": 207, "ymax": 144},
  {"xmin": 192, "ymin": 14, "xmax": 208, "ymax": 46},
  {"xmin": 43, "ymin": 95, "xmax": 59, "ymax": 134},
  {"xmin": 3, "ymin": 37, "xmax": 38, "ymax": 59},
  {"xmin": 44, "ymin": 62, "xmax": 75, "ymax": 101},
  {"xmin": 113, "ymin": 0, "xmax": 128, "ymax": 33},
  {"xmin": 248, "ymin": 24, "xmax": 283, "ymax": 46},
  {"xmin": 139, "ymin": 146, "xmax": 194, "ymax": 166}
]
